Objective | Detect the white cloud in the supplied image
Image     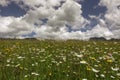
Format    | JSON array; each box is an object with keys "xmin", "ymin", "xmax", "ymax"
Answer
[
  {"xmin": 0, "ymin": 0, "xmax": 120, "ymax": 39},
  {"xmin": 23, "ymin": 0, "xmax": 88, "ymax": 39},
  {"xmin": 0, "ymin": 16, "xmax": 32, "ymax": 38},
  {"xmin": 47, "ymin": 0, "xmax": 87, "ymax": 29},
  {"xmin": 34, "ymin": 25, "xmax": 87, "ymax": 40},
  {"xmin": 86, "ymin": 24, "xmax": 113, "ymax": 40},
  {"xmin": 99, "ymin": 0, "xmax": 120, "ymax": 39},
  {"xmin": 0, "ymin": 0, "xmax": 10, "ymax": 6}
]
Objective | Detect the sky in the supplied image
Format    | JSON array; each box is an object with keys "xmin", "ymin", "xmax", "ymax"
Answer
[{"xmin": 0, "ymin": 0, "xmax": 120, "ymax": 40}]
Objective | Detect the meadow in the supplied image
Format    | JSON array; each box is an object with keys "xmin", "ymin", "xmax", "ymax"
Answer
[{"xmin": 0, "ymin": 39, "xmax": 120, "ymax": 80}]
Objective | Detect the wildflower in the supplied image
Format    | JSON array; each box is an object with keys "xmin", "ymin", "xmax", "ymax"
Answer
[
  {"xmin": 95, "ymin": 74, "xmax": 99, "ymax": 77},
  {"xmin": 63, "ymin": 56, "xmax": 66, "ymax": 62},
  {"xmin": 94, "ymin": 65, "xmax": 99, "ymax": 67},
  {"xmin": 116, "ymin": 73, "xmax": 120, "ymax": 76},
  {"xmin": 80, "ymin": 60, "xmax": 87, "ymax": 64},
  {"xmin": 24, "ymin": 75, "xmax": 28, "ymax": 78},
  {"xmin": 99, "ymin": 57, "xmax": 102, "ymax": 60},
  {"xmin": 75, "ymin": 53, "xmax": 83, "ymax": 58},
  {"xmin": 32, "ymin": 64, "xmax": 35, "ymax": 66},
  {"xmin": 86, "ymin": 67, "xmax": 91, "ymax": 71},
  {"xmin": 92, "ymin": 68, "xmax": 99, "ymax": 73},
  {"xmin": 7, "ymin": 59, "xmax": 11, "ymax": 63},
  {"xmin": 6, "ymin": 48, "xmax": 10, "ymax": 52},
  {"xmin": 73, "ymin": 72, "xmax": 77, "ymax": 75},
  {"xmin": 111, "ymin": 67, "xmax": 119, "ymax": 71},
  {"xmin": 17, "ymin": 56, "xmax": 25, "ymax": 59},
  {"xmin": 90, "ymin": 57, "xmax": 96, "ymax": 61},
  {"xmin": 49, "ymin": 72, "xmax": 52, "ymax": 76},
  {"xmin": 107, "ymin": 59, "xmax": 113, "ymax": 63},
  {"xmin": 110, "ymin": 76, "xmax": 115, "ymax": 79},
  {"xmin": 100, "ymin": 74, "xmax": 105, "ymax": 78},
  {"xmin": 40, "ymin": 60, "xmax": 46, "ymax": 62},
  {"xmin": 108, "ymin": 53, "xmax": 115, "ymax": 61},
  {"xmin": 6, "ymin": 64, "xmax": 10, "ymax": 66},
  {"xmin": 15, "ymin": 64, "xmax": 20, "ymax": 67},
  {"xmin": 82, "ymin": 79, "xmax": 87, "ymax": 80},
  {"xmin": 31, "ymin": 72, "xmax": 39, "ymax": 76},
  {"xmin": 66, "ymin": 74, "xmax": 69, "ymax": 77}
]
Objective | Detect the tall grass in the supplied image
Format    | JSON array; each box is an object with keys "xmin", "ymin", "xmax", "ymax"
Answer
[{"xmin": 0, "ymin": 39, "xmax": 120, "ymax": 80}]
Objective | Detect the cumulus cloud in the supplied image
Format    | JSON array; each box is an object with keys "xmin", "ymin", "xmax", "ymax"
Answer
[
  {"xmin": 23, "ymin": 0, "xmax": 88, "ymax": 39},
  {"xmin": 0, "ymin": 16, "xmax": 33, "ymax": 38},
  {"xmin": 47, "ymin": 0, "xmax": 87, "ymax": 29},
  {"xmin": 0, "ymin": 0, "xmax": 10, "ymax": 7},
  {"xmin": 0, "ymin": 0, "xmax": 120, "ymax": 39},
  {"xmin": 86, "ymin": 24, "xmax": 113, "ymax": 40},
  {"xmin": 99, "ymin": 0, "xmax": 120, "ymax": 39}
]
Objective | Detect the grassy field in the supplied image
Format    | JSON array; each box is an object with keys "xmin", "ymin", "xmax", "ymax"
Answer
[{"xmin": 0, "ymin": 39, "xmax": 120, "ymax": 80}]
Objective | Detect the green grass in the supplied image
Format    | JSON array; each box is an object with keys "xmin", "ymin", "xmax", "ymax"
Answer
[{"xmin": 0, "ymin": 39, "xmax": 120, "ymax": 80}]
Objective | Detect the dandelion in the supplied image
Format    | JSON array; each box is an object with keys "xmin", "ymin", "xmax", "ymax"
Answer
[{"xmin": 106, "ymin": 59, "xmax": 113, "ymax": 63}]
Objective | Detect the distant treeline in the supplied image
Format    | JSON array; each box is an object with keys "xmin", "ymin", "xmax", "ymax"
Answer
[
  {"xmin": 89, "ymin": 37, "xmax": 120, "ymax": 41},
  {"xmin": 0, "ymin": 37, "xmax": 120, "ymax": 41}
]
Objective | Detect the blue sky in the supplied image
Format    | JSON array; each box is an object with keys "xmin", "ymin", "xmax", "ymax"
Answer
[
  {"xmin": 0, "ymin": 0, "xmax": 106, "ymax": 18},
  {"xmin": 0, "ymin": 2, "xmax": 26, "ymax": 17},
  {"xmin": 0, "ymin": 0, "xmax": 120, "ymax": 39}
]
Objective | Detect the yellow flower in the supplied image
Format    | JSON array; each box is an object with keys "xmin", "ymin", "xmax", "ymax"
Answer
[
  {"xmin": 90, "ymin": 57, "xmax": 96, "ymax": 60},
  {"xmin": 6, "ymin": 48, "xmax": 10, "ymax": 52},
  {"xmin": 86, "ymin": 66, "xmax": 91, "ymax": 71},
  {"xmin": 107, "ymin": 59, "xmax": 113, "ymax": 63}
]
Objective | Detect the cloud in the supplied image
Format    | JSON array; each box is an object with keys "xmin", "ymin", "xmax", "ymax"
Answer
[
  {"xmin": 0, "ymin": 16, "xmax": 33, "ymax": 38},
  {"xmin": 99, "ymin": 0, "xmax": 120, "ymax": 39},
  {"xmin": 86, "ymin": 24, "xmax": 113, "ymax": 40},
  {"xmin": 34, "ymin": 25, "xmax": 87, "ymax": 40},
  {"xmin": 47, "ymin": 0, "xmax": 87, "ymax": 29},
  {"xmin": 0, "ymin": 0, "xmax": 120, "ymax": 39},
  {"xmin": 23, "ymin": 0, "xmax": 88, "ymax": 39},
  {"xmin": 0, "ymin": 0, "xmax": 10, "ymax": 7}
]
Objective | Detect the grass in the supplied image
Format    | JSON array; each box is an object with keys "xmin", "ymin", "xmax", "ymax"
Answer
[{"xmin": 0, "ymin": 39, "xmax": 120, "ymax": 80}]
